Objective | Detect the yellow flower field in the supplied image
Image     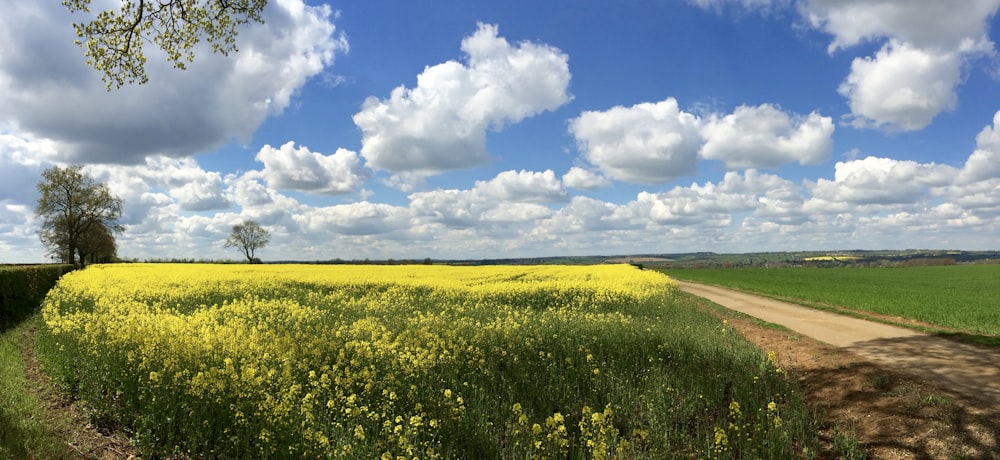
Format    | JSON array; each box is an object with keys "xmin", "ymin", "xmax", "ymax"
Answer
[{"xmin": 38, "ymin": 263, "xmax": 814, "ymax": 458}]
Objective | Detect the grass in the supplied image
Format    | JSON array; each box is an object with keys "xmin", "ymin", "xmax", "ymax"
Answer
[
  {"xmin": 660, "ymin": 264, "xmax": 1000, "ymax": 336},
  {"xmin": 0, "ymin": 316, "xmax": 75, "ymax": 459},
  {"xmin": 830, "ymin": 423, "xmax": 868, "ymax": 460}
]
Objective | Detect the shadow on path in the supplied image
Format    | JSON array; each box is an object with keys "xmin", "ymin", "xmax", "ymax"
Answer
[{"xmin": 847, "ymin": 335, "xmax": 1000, "ymax": 406}]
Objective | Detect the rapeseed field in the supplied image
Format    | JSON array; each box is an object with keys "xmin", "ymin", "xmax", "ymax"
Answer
[{"xmin": 39, "ymin": 264, "xmax": 815, "ymax": 458}]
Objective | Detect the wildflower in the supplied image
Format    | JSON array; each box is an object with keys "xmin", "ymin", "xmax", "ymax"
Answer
[{"xmin": 729, "ymin": 400, "xmax": 741, "ymax": 418}]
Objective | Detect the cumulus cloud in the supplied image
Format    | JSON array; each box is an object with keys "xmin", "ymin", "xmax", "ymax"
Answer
[
  {"xmin": 700, "ymin": 104, "xmax": 834, "ymax": 168},
  {"xmin": 562, "ymin": 167, "xmax": 610, "ymax": 189},
  {"xmin": 532, "ymin": 196, "xmax": 635, "ymax": 235},
  {"xmin": 0, "ymin": 132, "xmax": 52, "ymax": 204},
  {"xmin": 296, "ymin": 202, "xmax": 411, "ymax": 236},
  {"xmin": 0, "ymin": 0, "xmax": 347, "ymax": 164},
  {"xmin": 959, "ymin": 110, "xmax": 1000, "ymax": 183},
  {"xmin": 696, "ymin": 0, "xmax": 1000, "ymax": 133},
  {"xmin": 0, "ymin": 202, "xmax": 38, "ymax": 256},
  {"xmin": 408, "ymin": 169, "xmax": 565, "ymax": 228},
  {"xmin": 569, "ymin": 98, "xmax": 703, "ymax": 184},
  {"xmin": 570, "ymin": 99, "xmax": 834, "ymax": 181},
  {"xmin": 353, "ymin": 23, "xmax": 571, "ymax": 185},
  {"xmin": 803, "ymin": 0, "xmax": 1000, "ymax": 51},
  {"xmin": 472, "ymin": 169, "xmax": 567, "ymax": 203},
  {"xmin": 623, "ymin": 171, "xmax": 787, "ymax": 226},
  {"xmin": 808, "ymin": 156, "xmax": 958, "ymax": 206},
  {"xmin": 253, "ymin": 141, "xmax": 369, "ymax": 195},
  {"xmin": 482, "ymin": 203, "xmax": 553, "ymax": 223},
  {"xmin": 86, "ymin": 157, "xmax": 232, "ymax": 216},
  {"xmin": 837, "ymin": 41, "xmax": 966, "ymax": 131},
  {"xmin": 801, "ymin": 0, "xmax": 999, "ymax": 132},
  {"xmin": 408, "ymin": 190, "xmax": 481, "ymax": 228}
]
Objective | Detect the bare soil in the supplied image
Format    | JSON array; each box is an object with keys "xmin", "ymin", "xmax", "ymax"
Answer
[{"xmin": 679, "ymin": 281, "xmax": 1000, "ymax": 459}]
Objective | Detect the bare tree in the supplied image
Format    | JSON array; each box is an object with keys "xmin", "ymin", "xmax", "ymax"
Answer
[{"xmin": 224, "ymin": 220, "xmax": 270, "ymax": 262}]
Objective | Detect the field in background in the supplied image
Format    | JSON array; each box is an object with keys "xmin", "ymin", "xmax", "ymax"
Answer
[
  {"xmin": 37, "ymin": 263, "xmax": 817, "ymax": 458},
  {"xmin": 660, "ymin": 264, "xmax": 1000, "ymax": 336}
]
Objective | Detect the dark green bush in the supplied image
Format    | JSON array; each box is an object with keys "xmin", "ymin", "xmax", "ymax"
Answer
[{"xmin": 0, "ymin": 265, "xmax": 74, "ymax": 330}]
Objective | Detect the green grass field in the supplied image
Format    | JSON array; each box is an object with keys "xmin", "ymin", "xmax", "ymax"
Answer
[{"xmin": 660, "ymin": 264, "xmax": 1000, "ymax": 336}]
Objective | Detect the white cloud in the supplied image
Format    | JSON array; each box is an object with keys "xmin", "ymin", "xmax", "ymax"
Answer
[
  {"xmin": 700, "ymin": 104, "xmax": 834, "ymax": 168},
  {"xmin": 171, "ymin": 175, "xmax": 230, "ymax": 212},
  {"xmin": 569, "ymin": 98, "xmax": 702, "ymax": 184},
  {"xmin": 353, "ymin": 23, "xmax": 571, "ymax": 185},
  {"xmin": 86, "ymin": 157, "xmax": 232, "ymax": 216},
  {"xmin": 571, "ymin": 99, "xmax": 833, "ymax": 181},
  {"xmin": 623, "ymin": 171, "xmax": 787, "ymax": 226},
  {"xmin": 253, "ymin": 141, "xmax": 369, "ymax": 195},
  {"xmin": 408, "ymin": 169, "xmax": 566, "ymax": 228},
  {"xmin": 533, "ymin": 196, "xmax": 637, "ymax": 235},
  {"xmin": 482, "ymin": 203, "xmax": 553, "ymax": 223},
  {"xmin": 472, "ymin": 169, "xmax": 567, "ymax": 203},
  {"xmin": 959, "ymin": 110, "xmax": 1000, "ymax": 183},
  {"xmin": 0, "ymin": 133, "xmax": 50, "ymax": 204},
  {"xmin": 808, "ymin": 156, "xmax": 958, "ymax": 206},
  {"xmin": 408, "ymin": 189, "xmax": 481, "ymax": 228},
  {"xmin": 701, "ymin": 0, "xmax": 1000, "ymax": 134},
  {"xmin": 562, "ymin": 167, "xmax": 610, "ymax": 190},
  {"xmin": 0, "ymin": 201, "xmax": 41, "ymax": 262},
  {"xmin": 296, "ymin": 202, "xmax": 411, "ymax": 236},
  {"xmin": 837, "ymin": 41, "xmax": 965, "ymax": 131},
  {"xmin": 690, "ymin": 0, "xmax": 790, "ymax": 14},
  {"xmin": 803, "ymin": 0, "xmax": 1000, "ymax": 51},
  {"xmin": 797, "ymin": 0, "xmax": 1000, "ymax": 132},
  {"xmin": 0, "ymin": 0, "xmax": 347, "ymax": 164}
]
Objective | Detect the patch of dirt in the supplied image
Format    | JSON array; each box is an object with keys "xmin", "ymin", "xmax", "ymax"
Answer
[
  {"xmin": 703, "ymin": 298, "xmax": 1000, "ymax": 459},
  {"xmin": 18, "ymin": 323, "xmax": 138, "ymax": 459}
]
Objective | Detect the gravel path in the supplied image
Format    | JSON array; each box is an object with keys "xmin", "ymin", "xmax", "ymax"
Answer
[{"xmin": 677, "ymin": 280, "xmax": 1000, "ymax": 405}]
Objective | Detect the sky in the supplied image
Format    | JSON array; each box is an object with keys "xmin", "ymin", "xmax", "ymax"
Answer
[{"xmin": 1, "ymin": 0, "xmax": 1000, "ymax": 262}]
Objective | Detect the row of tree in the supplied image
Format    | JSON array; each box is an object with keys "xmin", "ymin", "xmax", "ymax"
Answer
[{"xmin": 34, "ymin": 165, "xmax": 270, "ymax": 266}]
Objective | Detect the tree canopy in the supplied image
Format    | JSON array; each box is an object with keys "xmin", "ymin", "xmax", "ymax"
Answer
[
  {"xmin": 63, "ymin": 0, "xmax": 268, "ymax": 89},
  {"xmin": 35, "ymin": 165, "xmax": 124, "ymax": 266},
  {"xmin": 224, "ymin": 220, "xmax": 270, "ymax": 262}
]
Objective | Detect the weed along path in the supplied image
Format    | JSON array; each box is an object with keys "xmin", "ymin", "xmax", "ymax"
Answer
[{"xmin": 676, "ymin": 280, "xmax": 1000, "ymax": 406}]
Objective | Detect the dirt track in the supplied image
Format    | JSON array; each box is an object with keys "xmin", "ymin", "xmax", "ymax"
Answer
[{"xmin": 677, "ymin": 280, "xmax": 1000, "ymax": 406}]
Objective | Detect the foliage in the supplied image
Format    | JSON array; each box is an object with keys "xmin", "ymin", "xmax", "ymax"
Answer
[
  {"xmin": 39, "ymin": 264, "xmax": 817, "ymax": 458},
  {"xmin": 78, "ymin": 222, "xmax": 118, "ymax": 264},
  {"xmin": 35, "ymin": 165, "xmax": 123, "ymax": 267},
  {"xmin": 63, "ymin": 0, "xmax": 267, "ymax": 89},
  {"xmin": 0, "ymin": 265, "xmax": 75, "ymax": 331},
  {"xmin": 661, "ymin": 265, "xmax": 1000, "ymax": 336},
  {"xmin": 224, "ymin": 220, "xmax": 271, "ymax": 262}
]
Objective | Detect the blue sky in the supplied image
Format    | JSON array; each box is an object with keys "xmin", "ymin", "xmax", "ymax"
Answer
[{"xmin": 2, "ymin": 0, "xmax": 1000, "ymax": 262}]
